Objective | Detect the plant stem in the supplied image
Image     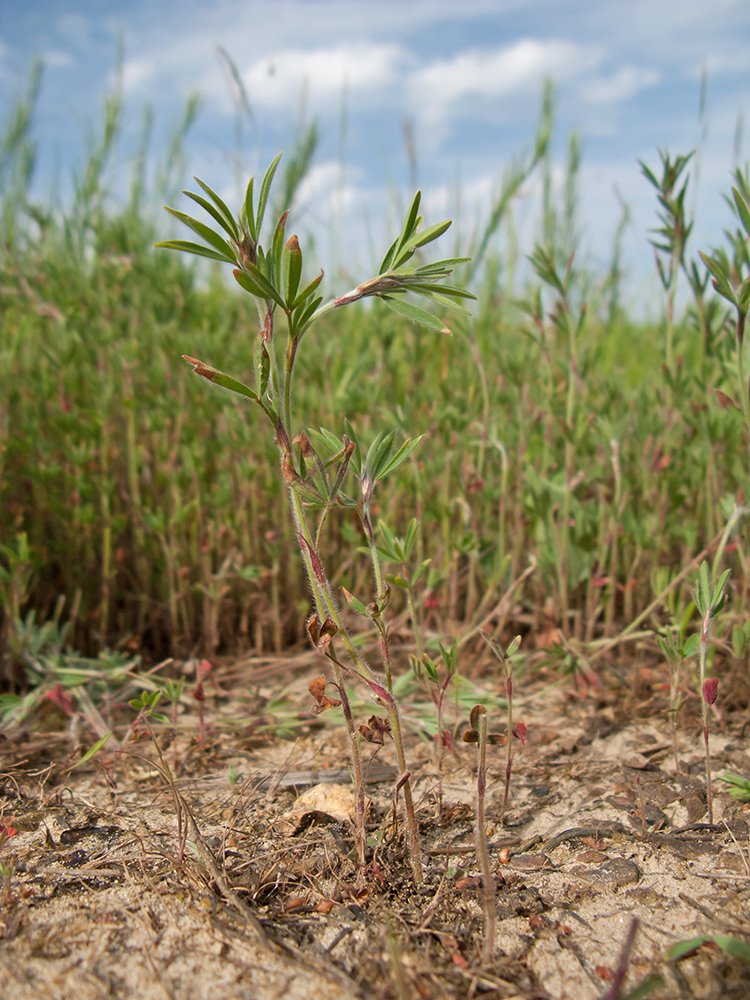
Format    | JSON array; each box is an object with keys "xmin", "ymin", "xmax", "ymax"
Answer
[
  {"xmin": 475, "ymin": 709, "xmax": 496, "ymax": 964},
  {"xmin": 289, "ymin": 487, "xmax": 423, "ymax": 884},
  {"xmin": 501, "ymin": 662, "xmax": 513, "ymax": 826},
  {"xmin": 699, "ymin": 607, "xmax": 714, "ymax": 824}
]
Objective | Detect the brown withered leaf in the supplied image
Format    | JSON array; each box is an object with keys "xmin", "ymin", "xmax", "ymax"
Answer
[
  {"xmin": 715, "ymin": 387, "xmax": 739, "ymax": 410},
  {"xmin": 307, "ymin": 614, "xmax": 320, "ymax": 645},
  {"xmin": 358, "ymin": 715, "xmax": 391, "ymax": 745},
  {"xmin": 309, "ymin": 675, "xmax": 342, "ymax": 715}
]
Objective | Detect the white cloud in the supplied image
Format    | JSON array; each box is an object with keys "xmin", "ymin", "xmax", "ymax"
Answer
[
  {"xmin": 689, "ymin": 49, "xmax": 750, "ymax": 78},
  {"xmin": 582, "ymin": 65, "xmax": 660, "ymax": 104},
  {"xmin": 123, "ymin": 56, "xmax": 157, "ymax": 91},
  {"xmin": 42, "ymin": 49, "xmax": 75, "ymax": 70},
  {"xmin": 408, "ymin": 38, "xmax": 602, "ymax": 125},
  {"xmin": 242, "ymin": 43, "xmax": 406, "ymax": 110}
]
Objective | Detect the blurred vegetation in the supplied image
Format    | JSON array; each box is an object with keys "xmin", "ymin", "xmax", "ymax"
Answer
[{"xmin": 1, "ymin": 62, "xmax": 749, "ymax": 711}]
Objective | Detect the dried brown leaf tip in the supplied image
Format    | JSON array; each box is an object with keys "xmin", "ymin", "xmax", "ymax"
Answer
[
  {"xmin": 309, "ymin": 675, "xmax": 341, "ymax": 715},
  {"xmin": 715, "ymin": 387, "xmax": 738, "ymax": 410},
  {"xmin": 358, "ymin": 715, "xmax": 391, "ymax": 745}
]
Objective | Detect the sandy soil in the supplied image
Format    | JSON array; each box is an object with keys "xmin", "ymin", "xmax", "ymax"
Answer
[{"xmin": 1, "ymin": 653, "xmax": 749, "ymax": 999}]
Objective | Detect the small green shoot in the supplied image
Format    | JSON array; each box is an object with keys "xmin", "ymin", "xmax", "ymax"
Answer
[
  {"xmin": 694, "ymin": 560, "xmax": 730, "ymax": 824},
  {"xmin": 420, "ymin": 637, "xmax": 459, "ymax": 820},
  {"xmin": 481, "ymin": 632, "xmax": 526, "ymax": 825},
  {"xmin": 656, "ymin": 622, "xmax": 699, "ymax": 773}
]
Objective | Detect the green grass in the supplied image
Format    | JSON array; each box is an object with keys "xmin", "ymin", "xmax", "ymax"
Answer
[{"xmin": 1, "ymin": 66, "xmax": 749, "ymax": 696}]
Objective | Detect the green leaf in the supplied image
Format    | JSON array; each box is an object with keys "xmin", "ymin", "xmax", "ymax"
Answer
[
  {"xmin": 184, "ymin": 188, "xmax": 239, "ymax": 241},
  {"xmin": 698, "ymin": 561, "xmax": 711, "ymax": 613},
  {"xmin": 341, "ymin": 587, "xmax": 370, "ymax": 616},
  {"xmin": 682, "ymin": 632, "xmax": 700, "ymax": 657},
  {"xmin": 291, "ymin": 269, "xmax": 324, "ymax": 310},
  {"xmin": 381, "ymin": 191, "xmax": 421, "ymax": 272},
  {"xmin": 381, "ymin": 295, "xmax": 450, "ymax": 333},
  {"xmin": 621, "ymin": 973, "xmax": 665, "ymax": 1000},
  {"xmin": 257, "ymin": 152, "xmax": 283, "ymax": 237},
  {"xmin": 64, "ymin": 733, "xmax": 112, "ymax": 772},
  {"xmin": 183, "ymin": 357, "xmax": 257, "ymax": 401},
  {"xmin": 163, "ymin": 207, "xmax": 236, "ymax": 261},
  {"xmin": 699, "ymin": 251, "xmax": 736, "ymax": 306},
  {"xmin": 379, "ymin": 236, "xmax": 399, "ymax": 274},
  {"xmin": 414, "ymin": 288, "xmax": 473, "ymax": 316},
  {"xmin": 378, "ymin": 435, "xmax": 423, "ymax": 481},
  {"xmin": 666, "ymin": 936, "xmax": 710, "ymax": 961},
  {"xmin": 192, "ymin": 177, "xmax": 239, "ymax": 239},
  {"xmin": 407, "ymin": 280, "xmax": 476, "ymax": 300},
  {"xmin": 717, "ymin": 771, "xmax": 750, "ymax": 801},
  {"xmin": 416, "ymin": 257, "xmax": 471, "ymax": 273},
  {"xmin": 154, "ymin": 239, "xmax": 235, "ymax": 264},
  {"xmin": 282, "ymin": 235, "xmax": 303, "ymax": 307},
  {"xmin": 293, "ymin": 294, "xmax": 323, "ymax": 336},
  {"xmin": 404, "ymin": 518, "xmax": 418, "ymax": 559},
  {"xmin": 270, "ymin": 210, "xmax": 288, "ymax": 286},
  {"xmin": 244, "ymin": 175, "xmax": 256, "ymax": 239},
  {"xmin": 365, "ymin": 429, "xmax": 398, "ymax": 481},
  {"xmin": 233, "ymin": 264, "xmax": 285, "ymax": 308},
  {"xmin": 259, "ymin": 344, "xmax": 270, "ymax": 398},
  {"xmin": 394, "ymin": 218, "xmax": 452, "ymax": 266},
  {"xmin": 713, "ymin": 935, "xmax": 750, "ymax": 960},
  {"xmin": 733, "ymin": 187, "xmax": 750, "ymax": 239}
]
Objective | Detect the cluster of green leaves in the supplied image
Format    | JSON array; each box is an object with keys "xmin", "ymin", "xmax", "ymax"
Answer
[{"xmin": 640, "ymin": 150, "xmax": 694, "ymax": 291}]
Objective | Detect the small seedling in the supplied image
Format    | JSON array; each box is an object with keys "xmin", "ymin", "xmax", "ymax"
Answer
[
  {"xmin": 463, "ymin": 704, "xmax": 504, "ymax": 964},
  {"xmin": 377, "ymin": 518, "xmax": 431, "ymax": 665},
  {"xmin": 656, "ymin": 623, "xmax": 699, "ymax": 774},
  {"xmin": 117, "ymin": 690, "xmax": 168, "ymax": 760},
  {"xmin": 161, "ymin": 677, "xmax": 185, "ymax": 772},
  {"xmin": 694, "ymin": 561, "xmax": 730, "ymax": 824},
  {"xmin": 481, "ymin": 632, "xmax": 526, "ymax": 825},
  {"xmin": 420, "ymin": 637, "xmax": 458, "ymax": 820}
]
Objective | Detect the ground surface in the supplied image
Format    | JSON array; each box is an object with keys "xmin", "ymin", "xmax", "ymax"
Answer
[{"xmin": 1, "ymin": 651, "xmax": 749, "ymax": 999}]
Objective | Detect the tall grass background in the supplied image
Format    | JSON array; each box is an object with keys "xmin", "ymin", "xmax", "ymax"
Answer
[{"xmin": 1, "ymin": 61, "xmax": 749, "ymax": 707}]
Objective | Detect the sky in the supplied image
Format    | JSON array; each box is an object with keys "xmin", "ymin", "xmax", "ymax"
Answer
[{"xmin": 1, "ymin": 0, "xmax": 749, "ymax": 306}]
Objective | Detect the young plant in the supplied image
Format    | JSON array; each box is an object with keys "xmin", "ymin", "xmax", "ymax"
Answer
[
  {"xmin": 420, "ymin": 637, "xmax": 458, "ymax": 820},
  {"xmin": 161, "ymin": 677, "xmax": 185, "ymax": 772},
  {"xmin": 655, "ymin": 622, "xmax": 699, "ymax": 774},
  {"xmin": 694, "ymin": 561, "xmax": 730, "ymax": 824},
  {"xmin": 117, "ymin": 689, "xmax": 169, "ymax": 760},
  {"xmin": 462, "ymin": 704, "xmax": 503, "ymax": 964},
  {"xmin": 157, "ymin": 155, "xmax": 474, "ymax": 885},
  {"xmin": 376, "ymin": 518, "xmax": 431, "ymax": 666},
  {"xmin": 482, "ymin": 632, "xmax": 526, "ymax": 825}
]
